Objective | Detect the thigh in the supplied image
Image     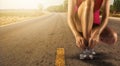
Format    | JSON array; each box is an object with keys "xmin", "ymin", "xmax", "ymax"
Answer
[{"xmin": 100, "ymin": 26, "xmax": 117, "ymax": 45}]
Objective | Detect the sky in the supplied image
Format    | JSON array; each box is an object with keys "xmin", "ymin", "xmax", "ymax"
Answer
[
  {"xmin": 0, "ymin": 0, "xmax": 114, "ymax": 9},
  {"xmin": 110, "ymin": 0, "xmax": 114, "ymax": 4},
  {"xmin": 0, "ymin": 0, "xmax": 64, "ymax": 9}
]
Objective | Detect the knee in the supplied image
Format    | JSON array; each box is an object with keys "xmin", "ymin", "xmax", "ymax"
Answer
[
  {"xmin": 79, "ymin": 0, "xmax": 94, "ymax": 8},
  {"xmin": 83, "ymin": 0, "xmax": 94, "ymax": 9},
  {"xmin": 87, "ymin": 0, "xmax": 94, "ymax": 8},
  {"xmin": 77, "ymin": 0, "xmax": 94, "ymax": 16}
]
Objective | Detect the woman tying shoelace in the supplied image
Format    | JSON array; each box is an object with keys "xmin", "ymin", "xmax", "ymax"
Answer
[{"xmin": 67, "ymin": 0, "xmax": 118, "ymax": 59}]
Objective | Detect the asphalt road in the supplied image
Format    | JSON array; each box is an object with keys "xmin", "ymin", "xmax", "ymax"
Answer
[{"xmin": 0, "ymin": 13, "xmax": 120, "ymax": 66}]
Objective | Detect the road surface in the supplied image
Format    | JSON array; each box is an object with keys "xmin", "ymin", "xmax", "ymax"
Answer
[{"xmin": 0, "ymin": 13, "xmax": 120, "ymax": 66}]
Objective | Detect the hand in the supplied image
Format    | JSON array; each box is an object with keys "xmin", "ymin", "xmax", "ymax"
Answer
[
  {"xmin": 89, "ymin": 28, "xmax": 100, "ymax": 48},
  {"xmin": 91, "ymin": 27, "xmax": 100, "ymax": 42},
  {"xmin": 75, "ymin": 34, "xmax": 85, "ymax": 49}
]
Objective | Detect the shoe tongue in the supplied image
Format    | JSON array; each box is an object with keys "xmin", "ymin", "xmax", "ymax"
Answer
[
  {"xmin": 85, "ymin": 49, "xmax": 91, "ymax": 53},
  {"xmin": 86, "ymin": 49, "xmax": 89, "ymax": 51}
]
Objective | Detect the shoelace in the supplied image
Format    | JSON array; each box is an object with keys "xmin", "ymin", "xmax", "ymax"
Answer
[{"xmin": 83, "ymin": 49, "xmax": 96, "ymax": 55}]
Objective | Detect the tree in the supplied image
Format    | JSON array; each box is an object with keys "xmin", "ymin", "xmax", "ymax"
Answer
[
  {"xmin": 113, "ymin": 0, "xmax": 120, "ymax": 13},
  {"xmin": 110, "ymin": 5, "xmax": 114, "ymax": 13},
  {"xmin": 63, "ymin": 0, "xmax": 68, "ymax": 11},
  {"xmin": 46, "ymin": 5, "xmax": 64, "ymax": 12},
  {"xmin": 46, "ymin": 0, "xmax": 68, "ymax": 12},
  {"xmin": 38, "ymin": 4, "xmax": 43, "ymax": 11}
]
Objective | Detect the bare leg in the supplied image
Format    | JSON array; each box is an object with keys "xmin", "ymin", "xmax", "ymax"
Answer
[
  {"xmin": 77, "ymin": 0, "xmax": 94, "ymax": 39},
  {"xmin": 77, "ymin": 0, "xmax": 94, "ymax": 47}
]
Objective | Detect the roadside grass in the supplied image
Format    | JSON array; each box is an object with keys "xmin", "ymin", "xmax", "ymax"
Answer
[
  {"xmin": 0, "ymin": 10, "xmax": 44, "ymax": 26},
  {"xmin": 110, "ymin": 14, "xmax": 120, "ymax": 18}
]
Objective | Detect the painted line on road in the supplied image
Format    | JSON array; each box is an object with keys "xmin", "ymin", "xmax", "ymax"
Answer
[{"xmin": 55, "ymin": 48, "xmax": 65, "ymax": 66}]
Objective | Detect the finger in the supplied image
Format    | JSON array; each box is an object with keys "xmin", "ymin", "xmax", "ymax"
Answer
[
  {"xmin": 92, "ymin": 40, "xmax": 97, "ymax": 48},
  {"xmin": 89, "ymin": 40, "xmax": 92, "ymax": 48},
  {"xmin": 79, "ymin": 40, "xmax": 83, "ymax": 49},
  {"xmin": 96, "ymin": 39, "xmax": 99, "ymax": 43},
  {"xmin": 80, "ymin": 39, "xmax": 83, "ymax": 48},
  {"xmin": 77, "ymin": 40, "xmax": 82, "ymax": 49},
  {"xmin": 76, "ymin": 41, "xmax": 80, "ymax": 48},
  {"xmin": 89, "ymin": 39, "xmax": 92, "ymax": 47},
  {"xmin": 76, "ymin": 41, "xmax": 79, "ymax": 47},
  {"xmin": 94, "ymin": 39, "xmax": 98, "ymax": 44},
  {"xmin": 89, "ymin": 39, "xmax": 95, "ymax": 49},
  {"xmin": 82, "ymin": 39, "xmax": 86, "ymax": 49},
  {"xmin": 90, "ymin": 40, "xmax": 97, "ymax": 49},
  {"xmin": 80, "ymin": 40, "xmax": 85, "ymax": 49}
]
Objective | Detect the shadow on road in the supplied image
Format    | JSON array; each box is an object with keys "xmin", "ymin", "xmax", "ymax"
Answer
[{"xmin": 68, "ymin": 52, "xmax": 115, "ymax": 66}]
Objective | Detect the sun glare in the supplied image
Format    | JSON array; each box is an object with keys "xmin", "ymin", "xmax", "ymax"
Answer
[
  {"xmin": 0, "ymin": 0, "xmax": 64, "ymax": 9},
  {"xmin": 0, "ymin": 0, "xmax": 38, "ymax": 9}
]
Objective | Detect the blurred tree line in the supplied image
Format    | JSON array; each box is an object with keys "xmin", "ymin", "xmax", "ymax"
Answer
[
  {"xmin": 38, "ymin": 4, "xmax": 43, "ymax": 11},
  {"xmin": 110, "ymin": 0, "xmax": 120, "ymax": 14},
  {"xmin": 46, "ymin": 0, "xmax": 68, "ymax": 12}
]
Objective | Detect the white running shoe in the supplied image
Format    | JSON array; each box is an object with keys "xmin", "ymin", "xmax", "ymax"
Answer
[{"xmin": 80, "ymin": 49, "xmax": 94, "ymax": 60}]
